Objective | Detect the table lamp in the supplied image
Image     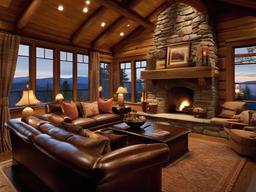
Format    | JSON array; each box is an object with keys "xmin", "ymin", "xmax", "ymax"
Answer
[
  {"xmin": 16, "ymin": 85, "xmax": 40, "ymax": 120},
  {"xmin": 116, "ymin": 86, "xmax": 128, "ymax": 107},
  {"xmin": 55, "ymin": 93, "xmax": 64, "ymax": 103}
]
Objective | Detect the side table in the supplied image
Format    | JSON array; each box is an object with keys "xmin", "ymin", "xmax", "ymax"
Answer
[{"xmin": 112, "ymin": 106, "xmax": 131, "ymax": 118}]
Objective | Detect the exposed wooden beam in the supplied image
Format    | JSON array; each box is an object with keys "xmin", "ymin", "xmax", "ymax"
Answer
[
  {"xmin": 91, "ymin": 0, "xmax": 141, "ymax": 49},
  {"xmin": 112, "ymin": 1, "xmax": 171, "ymax": 54},
  {"xmin": 0, "ymin": 0, "xmax": 11, "ymax": 7},
  {"xmin": 0, "ymin": 20, "xmax": 15, "ymax": 31},
  {"xmin": 16, "ymin": 0, "xmax": 42, "ymax": 30},
  {"xmin": 218, "ymin": 0, "xmax": 256, "ymax": 10},
  {"xmin": 91, "ymin": 17, "xmax": 126, "ymax": 48},
  {"xmin": 93, "ymin": 0, "xmax": 155, "ymax": 30},
  {"xmin": 71, "ymin": 6, "xmax": 107, "ymax": 45}
]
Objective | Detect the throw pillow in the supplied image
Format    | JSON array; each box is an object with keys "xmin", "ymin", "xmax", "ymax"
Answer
[
  {"xmin": 61, "ymin": 101, "xmax": 79, "ymax": 120},
  {"xmin": 221, "ymin": 101, "xmax": 246, "ymax": 113},
  {"xmin": 98, "ymin": 97, "xmax": 113, "ymax": 114},
  {"xmin": 81, "ymin": 102, "xmax": 99, "ymax": 117}
]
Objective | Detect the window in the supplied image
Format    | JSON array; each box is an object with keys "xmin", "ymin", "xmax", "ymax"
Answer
[
  {"xmin": 100, "ymin": 62, "xmax": 110, "ymax": 98},
  {"xmin": 120, "ymin": 62, "xmax": 132, "ymax": 101},
  {"xmin": 9, "ymin": 44, "xmax": 30, "ymax": 107},
  {"xmin": 77, "ymin": 54, "xmax": 89, "ymax": 100},
  {"xmin": 60, "ymin": 51, "xmax": 73, "ymax": 100},
  {"xmin": 135, "ymin": 60, "xmax": 147, "ymax": 102},
  {"xmin": 234, "ymin": 45, "xmax": 256, "ymax": 110},
  {"xmin": 36, "ymin": 47, "xmax": 54, "ymax": 103}
]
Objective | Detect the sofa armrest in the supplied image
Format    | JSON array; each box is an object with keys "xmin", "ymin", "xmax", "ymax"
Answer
[
  {"xmin": 96, "ymin": 143, "xmax": 169, "ymax": 178},
  {"xmin": 47, "ymin": 113, "xmax": 72, "ymax": 126}
]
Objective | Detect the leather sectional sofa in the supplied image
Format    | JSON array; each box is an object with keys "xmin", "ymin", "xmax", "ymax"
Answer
[
  {"xmin": 43, "ymin": 102, "xmax": 122, "ymax": 130},
  {"xmin": 6, "ymin": 116, "xmax": 170, "ymax": 192}
]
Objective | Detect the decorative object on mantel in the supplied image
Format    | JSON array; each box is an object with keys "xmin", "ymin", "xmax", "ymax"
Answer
[
  {"xmin": 193, "ymin": 106, "xmax": 207, "ymax": 118},
  {"xmin": 196, "ymin": 44, "xmax": 203, "ymax": 66},
  {"xmin": 202, "ymin": 46, "xmax": 209, "ymax": 66},
  {"xmin": 155, "ymin": 59, "xmax": 166, "ymax": 69},
  {"xmin": 166, "ymin": 43, "xmax": 190, "ymax": 68}
]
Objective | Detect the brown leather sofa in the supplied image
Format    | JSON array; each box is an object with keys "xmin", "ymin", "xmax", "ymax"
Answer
[
  {"xmin": 44, "ymin": 102, "xmax": 122, "ymax": 130},
  {"xmin": 6, "ymin": 117, "xmax": 170, "ymax": 192}
]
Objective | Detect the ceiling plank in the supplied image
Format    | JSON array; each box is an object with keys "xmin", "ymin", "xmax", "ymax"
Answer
[
  {"xmin": 0, "ymin": 0, "xmax": 11, "ymax": 7},
  {"xmin": 93, "ymin": 0, "xmax": 155, "ymax": 30},
  {"xmin": 112, "ymin": 1, "xmax": 171, "ymax": 54},
  {"xmin": 218, "ymin": 0, "xmax": 256, "ymax": 10},
  {"xmin": 16, "ymin": 0, "xmax": 42, "ymax": 30},
  {"xmin": 71, "ymin": 6, "xmax": 107, "ymax": 45},
  {"xmin": 91, "ymin": 0, "xmax": 141, "ymax": 49}
]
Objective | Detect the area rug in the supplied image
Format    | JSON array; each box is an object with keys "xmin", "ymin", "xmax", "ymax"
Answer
[
  {"xmin": 0, "ymin": 137, "xmax": 247, "ymax": 192},
  {"xmin": 162, "ymin": 137, "xmax": 247, "ymax": 192},
  {"xmin": 0, "ymin": 160, "xmax": 16, "ymax": 192}
]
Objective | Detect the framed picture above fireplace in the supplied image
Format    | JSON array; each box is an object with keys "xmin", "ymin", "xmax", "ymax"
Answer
[{"xmin": 166, "ymin": 43, "xmax": 190, "ymax": 68}]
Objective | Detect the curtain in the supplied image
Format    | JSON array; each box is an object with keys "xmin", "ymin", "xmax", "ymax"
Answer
[
  {"xmin": 0, "ymin": 32, "xmax": 20, "ymax": 152},
  {"xmin": 89, "ymin": 51, "xmax": 100, "ymax": 101}
]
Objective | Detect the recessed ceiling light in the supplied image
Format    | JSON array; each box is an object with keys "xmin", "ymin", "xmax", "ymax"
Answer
[
  {"xmin": 101, "ymin": 22, "xmax": 106, "ymax": 27},
  {"xmin": 58, "ymin": 5, "xmax": 64, "ymax": 11},
  {"xmin": 86, "ymin": 0, "xmax": 90, "ymax": 5},
  {"xmin": 120, "ymin": 32, "xmax": 124, "ymax": 36},
  {"xmin": 83, "ymin": 7, "xmax": 88, "ymax": 13},
  {"xmin": 127, "ymin": 24, "xmax": 130, "ymax": 27}
]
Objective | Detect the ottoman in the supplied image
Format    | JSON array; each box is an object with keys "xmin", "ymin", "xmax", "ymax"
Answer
[{"xmin": 226, "ymin": 128, "xmax": 256, "ymax": 158}]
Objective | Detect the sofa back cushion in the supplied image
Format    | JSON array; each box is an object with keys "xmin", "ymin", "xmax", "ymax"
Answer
[
  {"xmin": 62, "ymin": 101, "xmax": 79, "ymax": 120},
  {"xmin": 218, "ymin": 101, "xmax": 246, "ymax": 118},
  {"xmin": 81, "ymin": 102, "xmax": 99, "ymax": 117},
  {"xmin": 45, "ymin": 103, "xmax": 63, "ymax": 114},
  {"xmin": 98, "ymin": 98, "xmax": 113, "ymax": 114}
]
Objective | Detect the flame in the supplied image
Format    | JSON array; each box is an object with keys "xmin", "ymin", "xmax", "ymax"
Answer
[{"xmin": 179, "ymin": 100, "xmax": 190, "ymax": 111}]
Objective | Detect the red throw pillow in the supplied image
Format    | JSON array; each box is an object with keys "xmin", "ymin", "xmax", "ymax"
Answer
[
  {"xmin": 98, "ymin": 98, "xmax": 113, "ymax": 114},
  {"xmin": 62, "ymin": 101, "xmax": 79, "ymax": 120}
]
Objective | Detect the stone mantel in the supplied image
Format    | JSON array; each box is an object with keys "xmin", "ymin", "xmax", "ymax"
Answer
[{"xmin": 141, "ymin": 66, "xmax": 219, "ymax": 80}]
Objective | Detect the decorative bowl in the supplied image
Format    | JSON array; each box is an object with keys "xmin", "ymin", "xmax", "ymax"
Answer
[{"xmin": 123, "ymin": 115, "xmax": 146, "ymax": 128}]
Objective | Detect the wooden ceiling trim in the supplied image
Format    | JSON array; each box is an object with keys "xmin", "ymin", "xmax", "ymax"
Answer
[
  {"xmin": 91, "ymin": 0, "xmax": 141, "ymax": 49},
  {"xmin": 93, "ymin": 0, "xmax": 155, "ymax": 30},
  {"xmin": 173, "ymin": 0, "xmax": 207, "ymax": 12},
  {"xmin": 218, "ymin": 0, "xmax": 256, "ymax": 10},
  {"xmin": 0, "ymin": 0, "xmax": 11, "ymax": 7},
  {"xmin": 0, "ymin": 20, "xmax": 15, "ymax": 31},
  {"xmin": 71, "ymin": 6, "xmax": 107, "ymax": 45},
  {"xmin": 112, "ymin": 1, "xmax": 171, "ymax": 54},
  {"xmin": 16, "ymin": 0, "xmax": 42, "ymax": 30}
]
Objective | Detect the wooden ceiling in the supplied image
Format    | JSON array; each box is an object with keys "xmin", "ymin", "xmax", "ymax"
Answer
[{"xmin": 0, "ymin": 0, "xmax": 255, "ymax": 53}]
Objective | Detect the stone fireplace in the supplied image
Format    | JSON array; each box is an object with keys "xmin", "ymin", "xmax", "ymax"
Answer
[{"xmin": 143, "ymin": 2, "xmax": 218, "ymax": 118}]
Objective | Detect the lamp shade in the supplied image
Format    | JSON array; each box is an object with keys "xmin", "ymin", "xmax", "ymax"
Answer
[
  {"xmin": 116, "ymin": 86, "xmax": 128, "ymax": 94},
  {"xmin": 16, "ymin": 89, "xmax": 40, "ymax": 106},
  {"xmin": 55, "ymin": 93, "xmax": 64, "ymax": 102}
]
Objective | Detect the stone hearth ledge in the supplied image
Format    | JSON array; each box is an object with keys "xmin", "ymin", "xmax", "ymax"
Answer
[{"xmin": 138, "ymin": 112, "xmax": 229, "ymax": 138}]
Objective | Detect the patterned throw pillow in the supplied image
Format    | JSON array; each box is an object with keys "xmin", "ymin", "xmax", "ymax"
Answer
[
  {"xmin": 61, "ymin": 101, "xmax": 79, "ymax": 120},
  {"xmin": 81, "ymin": 102, "xmax": 99, "ymax": 117},
  {"xmin": 97, "ymin": 97, "xmax": 113, "ymax": 114}
]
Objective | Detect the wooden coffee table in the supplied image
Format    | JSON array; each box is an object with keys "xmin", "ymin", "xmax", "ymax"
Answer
[{"xmin": 108, "ymin": 121, "xmax": 191, "ymax": 164}]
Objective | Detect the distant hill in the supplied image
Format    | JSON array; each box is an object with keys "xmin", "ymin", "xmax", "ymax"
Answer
[
  {"xmin": 239, "ymin": 81, "xmax": 256, "ymax": 84},
  {"xmin": 11, "ymin": 76, "xmax": 88, "ymax": 90}
]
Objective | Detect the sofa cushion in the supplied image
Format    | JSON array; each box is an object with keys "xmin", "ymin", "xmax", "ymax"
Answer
[
  {"xmin": 92, "ymin": 114, "xmax": 120, "ymax": 125},
  {"xmin": 217, "ymin": 108, "xmax": 236, "ymax": 118},
  {"xmin": 48, "ymin": 128, "xmax": 74, "ymax": 141},
  {"xmin": 81, "ymin": 102, "xmax": 99, "ymax": 117},
  {"xmin": 72, "ymin": 117, "xmax": 97, "ymax": 129},
  {"xmin": 26, "ymin": 116, "xmax": 47, "ymax": 129},
  {"xmin": 98, "ymin": 98, "xmax": 113, "ymax": 114},
  {"xmin": 62, "ymin": 101, "xmax": 79, "ymax": 120},
  {"xmin": 67, "ymin": 135, "xmax": 111, "ymax": 154},
  {"xmin": 60, "ymin": 122, "xmax": 84, "ymax": 135}
]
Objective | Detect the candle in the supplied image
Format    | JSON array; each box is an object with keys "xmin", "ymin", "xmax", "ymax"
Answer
[{"xmin": 202, "ymin": 47, "xmax": 209, "ymax": 65}]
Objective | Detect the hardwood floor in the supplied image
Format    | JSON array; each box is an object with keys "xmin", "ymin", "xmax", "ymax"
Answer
[{"xmin": 0, "ymin": 133, "xmax": 255, "ymax": 192}]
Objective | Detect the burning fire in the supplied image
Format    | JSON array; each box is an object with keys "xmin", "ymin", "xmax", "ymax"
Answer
[{"xmin": 178, "ymin": 100, "xmax": 190, "ymax": 111}]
